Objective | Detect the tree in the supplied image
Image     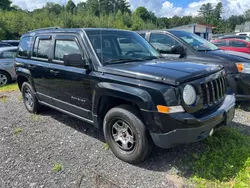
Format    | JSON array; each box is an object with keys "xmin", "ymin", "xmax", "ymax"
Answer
[
  {"xmin": 198, "ymin": 3, "xmax": 214, "ymax": 25},
  {"xmin": 45, "ymin": 3, "xmax": 63, "ymax": 15},
  {"xmin": 214, "ymin": 2, "xmax": 223, "ymax": 20},
  {"xmin": 0, "ymin": 0, "xmax": 11, "ymax": 10},
  {"xmin": 66, "ymin": 0, "xmax": 76, "ymax": 14},
  {"xmin": 134, "ymin": 6, "xmax": 150, "ymax": 21},
  {"xmin": 244, "ymin": 9, "xmax": 250, "ymax": 21}
]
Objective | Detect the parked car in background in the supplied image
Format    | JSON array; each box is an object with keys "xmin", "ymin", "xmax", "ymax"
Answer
[
  {"xmin": 0, "ymin": 47, "xmax": 18, "ymax": 86},
  {"xmin": 0, "ymin": 42, "xmax": 12, "ymax": 48},
  {"xmin": 1, "ymin": 40, "xmax": 20, "ymax": 47},
  {"xmin": 137, "ymin": 30, "xmax": 250, "ymax": 101},
  {"xmin": 218, "ymin": 35, "xmax": 250, "ymax": 41},
  {"xmin": 211, "ymin": 39, "xmax": 250, "ymax": 54},
  {"xmin": 15, "ymin": 28, "xmax": 235, "ymax": 164},
  {"xmin": 236, "ymin": 32, "xmax": 250, "ymax": 37}
]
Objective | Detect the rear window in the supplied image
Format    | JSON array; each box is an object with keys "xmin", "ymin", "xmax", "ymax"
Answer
[{"xmin": 18, "ymin": 37, "xmax": 32, "ymax": 58}]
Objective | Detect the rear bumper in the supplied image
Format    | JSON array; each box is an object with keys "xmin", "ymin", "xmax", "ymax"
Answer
[{"xmin": 148, "ymin": 94, "xmax": 235, "ymax": 148}]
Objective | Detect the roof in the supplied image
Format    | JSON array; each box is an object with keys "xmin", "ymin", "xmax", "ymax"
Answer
[
  {"xmin": 23, "ymin": 27, "xmax": 133, "ymax": 37},
  {"xmin": 0, "ymin": 47, "xmax": 18, "ymax": 52}
]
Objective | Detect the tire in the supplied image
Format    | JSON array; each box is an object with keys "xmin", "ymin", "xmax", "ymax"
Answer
[
  {"xmin": 103, "ymin": 105, "xmax": 153, "ymax": 164},
  {"xmin": 21, "ymin": 82, "xmax": 41, "ymax": 114},
  {"xmin": 0, "ymin": 71, "xmax": 11, "ymax": 86}
]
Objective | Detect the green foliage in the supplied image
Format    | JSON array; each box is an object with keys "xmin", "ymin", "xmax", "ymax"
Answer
[
  {"xmin": 188, "ymin": 127, "xmax": 250, "ymax": 187},
  {"xmin": 0, "ymin": 0, "xmax": 11, "ymax": 10},
  {"xmin": 0, "ymin": 83, "xmax": 18, "ymax": 92},
  {"xmin": 14, "ymin": 128, "xmax": 23, "ymax": 135},
  {"xmin": 52, "ymin": 162, "xmax": 63, "ymax": 173}
]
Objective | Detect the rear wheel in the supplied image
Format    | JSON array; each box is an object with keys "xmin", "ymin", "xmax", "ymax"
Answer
[
  {"xmin": 103, "ymin": 105, "xmax": 152, "ymax": 164},
  {"xmin": 0, "ymin": 71, "xmax": 11, "ymax": 86},
  {"xmin": 21, "ymin": 82, "xmax": 41, "ymax": 114}
]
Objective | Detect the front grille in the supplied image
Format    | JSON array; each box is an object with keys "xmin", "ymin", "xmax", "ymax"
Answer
[{"xmin": 200, "ymin": 75, "xmax": 226, "ymax": 107}]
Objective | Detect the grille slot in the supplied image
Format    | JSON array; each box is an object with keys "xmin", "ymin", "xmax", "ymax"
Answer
[{"xmin": 201, "ymin": 75, "xmax": 226, "ymax": 107}]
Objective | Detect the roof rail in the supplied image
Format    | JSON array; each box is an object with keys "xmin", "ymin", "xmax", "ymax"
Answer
[{"xmin": 28, "ymin": 26, "xmax": 61, "ymax": 33}]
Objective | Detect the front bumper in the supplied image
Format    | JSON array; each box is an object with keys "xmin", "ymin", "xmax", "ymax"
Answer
[{"xmin": 148, "ymin": 94, "xmax": 235, "ymax": 148}]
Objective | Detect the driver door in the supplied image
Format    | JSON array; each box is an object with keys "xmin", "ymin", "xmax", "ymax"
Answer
[{"xmin": 49, "ymin": 34, "xmax": 92, "ymax": 120}]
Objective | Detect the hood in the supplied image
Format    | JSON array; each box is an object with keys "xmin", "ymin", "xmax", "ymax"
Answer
[
  {"xmin": 102, "ymin": 59, "xmax": 223, "ymax": 86},
  {"xmin": 206, "ymin": 50, "xmax": 250, "ymax": 62}
]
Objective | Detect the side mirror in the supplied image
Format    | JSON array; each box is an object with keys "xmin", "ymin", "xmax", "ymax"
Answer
[
  {"xmin": 170, "ymin": 45, "xmax": 187, "ymax": 58},
  {"xmin": 63, "ymin": 54, "xmax": 86, "ymax": 67}
]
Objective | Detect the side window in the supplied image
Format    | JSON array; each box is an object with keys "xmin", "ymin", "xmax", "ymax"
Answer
[
  {"xmin": 32, "ymin": 37, "xmax": 51, "ymax": 59},
  {"xmin": 213, "ymin": 40, "xmax": 227, "ymax": 47},
  {"xmin": 149, "ymin": 33, "xmax": 178, "ymax": 53},
  {"xmin": 18, "ymin": 37, "xmax": 32, "ymax": 57},
  {"xmin": 1, "ymin": 50, "xmax": 17, "ymax": 59},
  {"xmin": 229, "ymin": 41, "xmax": 247, "ymax": 47},
  {"xmin": 54, "ymin": 39, "xmax": 81, "ymax": 61}
]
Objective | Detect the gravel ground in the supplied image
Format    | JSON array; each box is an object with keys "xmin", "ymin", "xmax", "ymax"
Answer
[{"xmin": 0, "ymin": 91, "xmax": 250, "ymax": 188}]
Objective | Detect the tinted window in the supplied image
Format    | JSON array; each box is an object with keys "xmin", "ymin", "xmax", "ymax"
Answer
[
  {"xmin": 229, "ymin": 41, "xmax": 247, "ymax": 47},
  {"xmin": 1, "ymin": 50, "xmax": 17, "ymax": 59},
  {"xmin": 213, "ymin": 40, "xmax": 227, "ymax": 47},
  {"xmin": 54, "ymin": 40, "xmax": 81, "ymax": 61},
  {"xmin": 150, "ymin": 33, "xmax": 178, "ymax": 53},
  {"xmin": 18, "ymin": 37, "xmax": 32, "ymax": 57},
  {"xmin": 33, "ymin": 37, "xmax": 51, "ymax": 59}
]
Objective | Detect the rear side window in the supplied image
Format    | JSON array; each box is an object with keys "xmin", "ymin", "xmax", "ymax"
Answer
[
  {"xmin": 18, "ymin": 37, "xmax": 32, "ymax": 57},
  {"xmin": 32, "ymin": 36, "xmax": 51, "ymax": 59},
  {"xmin": 229, "ymin": 41, "xmax": 247, "ymax": 47},
  {"xmin": 54, "ymin": 40, "xmax": 81, "ymax": 61}
]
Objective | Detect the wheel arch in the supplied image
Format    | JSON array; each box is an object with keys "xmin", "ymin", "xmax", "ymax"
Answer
[{"xmin": 92, "ymin": 82, "xmax": 155, "ymax": 129}]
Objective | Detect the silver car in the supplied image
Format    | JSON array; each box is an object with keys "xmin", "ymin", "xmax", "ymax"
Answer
[{"xmin": 0, "ymin": 47, "xmax": 18, "ymax": 86}]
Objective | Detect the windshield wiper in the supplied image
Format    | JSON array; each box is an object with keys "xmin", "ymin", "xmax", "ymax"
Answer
[
  {"xmin": 103, "ymin": 58, "xmax": 136, "ymax": 65},
  {"xmin": 103, "ymin": 56, "xmax": 159, "ymax": 65}
]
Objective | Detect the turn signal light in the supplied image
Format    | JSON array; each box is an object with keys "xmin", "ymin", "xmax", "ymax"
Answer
[
  {"xmin": 236, "ymin": 63, "xmax": 243, "ymax": 72},
  {"xmin": 157, "ymin": 105, "xmax": 185, "ymax": 114},
  {"xmin": 157, "ymin": 105, "xmax": 170, "ymax": 113}
]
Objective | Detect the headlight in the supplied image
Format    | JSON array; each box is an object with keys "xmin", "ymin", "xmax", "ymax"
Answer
[
  {"xmin": 236, "ymin": 63, "xmax": 250, "ymax": 73},
  {"xmin": 183, "ymin": 84, "xmax": 196, "ymax": 105}
]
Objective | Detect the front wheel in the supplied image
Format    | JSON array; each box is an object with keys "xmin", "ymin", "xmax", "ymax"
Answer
[{"xmin": 103, "ymin": 105, "xmax": 152, "ymax": 164}]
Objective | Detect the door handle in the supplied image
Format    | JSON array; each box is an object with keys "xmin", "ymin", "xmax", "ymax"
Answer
[{"xmin": 49, "ymin": 70, "xmax": 59, "ymax": 76}]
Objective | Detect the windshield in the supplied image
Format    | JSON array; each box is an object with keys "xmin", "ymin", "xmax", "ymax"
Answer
[
  {"xmin": 169, "ymin": 30, "xmax": 219, "ymax": 51},
  {"xmin": 85, "ymin": 30, "xmax": 160, "ymax": 65}
]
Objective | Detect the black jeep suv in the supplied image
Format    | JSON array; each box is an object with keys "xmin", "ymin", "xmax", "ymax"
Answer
[{"xmin": 15, "ymin": 28, "xmax": 235, "ymax": 164}]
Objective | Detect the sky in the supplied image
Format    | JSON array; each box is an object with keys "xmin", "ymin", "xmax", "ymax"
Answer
[{"xmin": 11, "ymin": 0, "xmax": 250, "ymax": 18}]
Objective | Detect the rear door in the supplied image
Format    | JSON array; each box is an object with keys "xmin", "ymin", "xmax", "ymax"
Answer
[
  {"xmin": 48, "ymin": 34, "xmax": 92, "ymax": 120},
  {"xmin": 30, "ymin": 35, "xmax": 53, "ymax": 104}
]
